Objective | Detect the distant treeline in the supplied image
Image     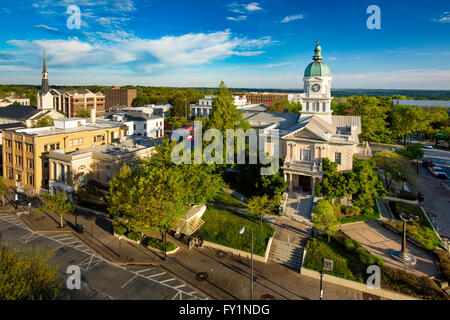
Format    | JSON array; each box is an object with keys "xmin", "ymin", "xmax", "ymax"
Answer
[{"xmin": 1, "ymin": 84, "xmax": 449, "ymax": 107}]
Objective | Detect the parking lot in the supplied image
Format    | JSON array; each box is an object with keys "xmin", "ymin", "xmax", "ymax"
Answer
[{"xmin": 0, "ymin": 212, "xmax": 207, "ymax": 300}]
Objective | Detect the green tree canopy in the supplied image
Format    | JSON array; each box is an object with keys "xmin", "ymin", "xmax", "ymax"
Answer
[
  {"xmin": 37, "ymin": 192, "xmax": 75, "ymax": 228},
  {"xmin": 247, "ymin": 194, "xmax": 277, "ymax": 225},
  {"xmin": 312, "ymin": 199, "xmax": 338, "ymax": 243},
  {"xmin": 32, "ymin": 115, "xmax": 54, "ymax": 128}
]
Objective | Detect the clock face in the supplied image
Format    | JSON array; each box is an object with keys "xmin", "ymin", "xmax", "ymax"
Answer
[{"xmin": 311, "ymin": 84, "xmax": 321, "ymax": 92}]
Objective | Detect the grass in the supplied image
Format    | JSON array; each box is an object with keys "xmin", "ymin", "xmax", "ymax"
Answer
[
  {"xmin": 304, "ymin": 236, "xmax": 363, "ymax": 282},
  {"xmin": 196, "ymin": 206, "xmax": 275, "ymax": 257},
  {"xmin": 387, "ymin": 201, "xmax": 442, "ymax": 251},
  {"xmin": 213, "ymin": 190, "xmax": 247, "ymax": 208},
  {"xmin": 145, "ymin": 238, "xmax": 177, "ymax": 252},
  {"xmin": 304, "ymin": 232, "xmax": 447, "ymax": 299},
  {"xmin": 338, "ymin": 203, "xmax": 381, "ymax": 224}
]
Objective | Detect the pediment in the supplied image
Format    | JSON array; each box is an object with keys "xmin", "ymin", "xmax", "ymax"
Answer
[{"xmin": 283, "ymin": 127, "xmax": 326, "ymax": 141}]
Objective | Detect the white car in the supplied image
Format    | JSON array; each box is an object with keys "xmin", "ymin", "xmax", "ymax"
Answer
[
  {"xmin": 430, "ymin": 167, "xmax": 449, "ymax": 179},
  {"xmin": 423, "ymin": 144, "xmax": 433, "ymax": 149}
]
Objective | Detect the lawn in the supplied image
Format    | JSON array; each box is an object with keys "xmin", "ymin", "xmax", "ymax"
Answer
[
  {"xmin": 213, "ymin": 190, "xmax": 247, "ymax": 208},
  {"xmin": 195, "ymin": 206, "xmax": 275, "ymax": 257},
  {"xmin": 386, "ymin": 201, "xmax": 443, "ymax": 251},
  {"xmin": 303, "ymin": 232, "xmax": 447, "ymax": 299}
]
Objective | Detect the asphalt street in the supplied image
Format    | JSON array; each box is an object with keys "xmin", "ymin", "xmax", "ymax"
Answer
[{"xmin": 0, "ymin": 212, "xmax": 207, "ymax": 300}]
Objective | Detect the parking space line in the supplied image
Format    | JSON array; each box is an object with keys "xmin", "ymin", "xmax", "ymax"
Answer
[
  {"xmin": 121, "ymin": 275, "xmax": 138, "ymax": 289},
  {"xmin": 64, "ymin": 241, "xmax": 80, "ymax": 245},
  {"xmin": 147, "ymin": 272, "xmax": 166, "ymax": 278},
  {"xmin": 136, "ymin": 267, "xmax": 156, "ymax": 274},
  {"xmin": 50, "ymin": 234, "xmax": 72, "ymax": 239},
  {"xmin": 174, "ymin": 284, "xmax": 185, "ymax": 289},
  {"xmin": 160, "ymin": 278, "xmax": 176, "ymax": 284}
]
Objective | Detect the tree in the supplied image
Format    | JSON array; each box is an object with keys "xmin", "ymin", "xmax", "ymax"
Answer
[
  {"xmin": 316, "ymin": 158, "xmax": 352, "ymax": 201},
  {"xmin": 391, "ymin": 105, "xmax": 430, "ymax": 145},
  {"xmin": 207, "ymin": 81, "xmax": 250, "ymax": 133},
  {"xmin": 37, "ymin": 192, "xmax": 75, "ymax": 228},
  {"xmin": 351, "ymin": 157, "xmax": 386, "ymax": 208},
  {"xmin": 248, "ymin": 195, "xmax": 276, "ymax": 225},
  {"xmin": 312, "ymin": 200, "xmax": 338, "ymax": 243},
  {"xmin": 0, "ymin": 176, "xmax": 7, "ymax": 206},
  {"xmin": 337, "ymin": 95, "xmax": 391, "ymax": 142},
  {"xmin": 169, "ymin": 94, "xmax": 190, "ymax": 119},
  {"xmin": 0, "ymin": 244, "xmax": 62, "ymax": 300},
  {"xmin": 396, "ymin": 143, "xmax": 424, "ymax": 173},
  {"xmin": 108, "ymin": 140, "xmax": 223, "ymax": 238},
  {"xmin": 267, "ymin": 100, "xmax": 302, "ymax": 113},
  {"xmin": 32, "ymin": 116, "xmax": 54, "ymax": 128},
  {"xmin": 77, "ymin": 108, "xmax": 92, "ymax": 118},
  {"xmin": 374, "ymin": 151, "xmax": 415, "ymax": 191}
]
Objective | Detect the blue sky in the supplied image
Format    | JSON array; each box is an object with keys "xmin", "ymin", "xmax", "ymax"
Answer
[{"xmin": 0, "ymin": 0, "xmax": 449, "ymax": 89}]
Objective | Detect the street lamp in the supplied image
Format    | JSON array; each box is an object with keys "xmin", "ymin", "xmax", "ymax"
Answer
[
  {"xmin": 118, "ymin": 236, "xmax": 123, "ymax": 258},
  {"xmin": 238, "ymin": 225, "xmax": 254, "ymax": 300},
  {"xmin": 391, "ymin": 213, "xmax": 420, "ymax": 265}
]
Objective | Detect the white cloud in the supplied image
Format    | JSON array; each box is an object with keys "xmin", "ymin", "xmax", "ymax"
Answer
[
  {"xmin": 6, "ymin": 30, "xmax": 273, "ymax": 70},
  {"xmin": 245, "ymin": 2, "xmax": 262, "ymax": 11},
  {"xmin": 227, "ymin": 15, "xmax": 247, "ymax": 22},
  {"xmin": 431, "ymin": 11, "xmax": 450, "ymax": 23},
  {"xmin": 227, "ymin": 2, "xmax": 262, "ymax": 21},
  {"xmin": 34, "ymin": 25, "xmax": 59, "ymax": 32},
  {"xmin": 280, "ymin": 14, "xmax": 304, "ymax": 23}
]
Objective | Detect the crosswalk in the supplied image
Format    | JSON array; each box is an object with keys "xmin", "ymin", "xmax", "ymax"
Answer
[
  {"xmin": 131, "ymin": 267, "xmax": 204, "ymax": 300},
  {"xmin": 0, "ymin": 212, "xmax": 27, "ymax": 228},
  {"xmin": 46, "ymin": 233, "xmax": 94, "ymax": 254}
]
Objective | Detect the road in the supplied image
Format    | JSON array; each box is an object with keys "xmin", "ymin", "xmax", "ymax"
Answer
[{"xmin": 0, "ymin": 212, "xmax": 206, "ymax": 300}]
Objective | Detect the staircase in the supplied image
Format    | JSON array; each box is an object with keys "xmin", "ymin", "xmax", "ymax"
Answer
[{"xmin": 269, "ymin": 238, "xmax": 304, "ymax": 271}]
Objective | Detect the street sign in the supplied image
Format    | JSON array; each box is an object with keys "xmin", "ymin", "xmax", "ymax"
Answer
[{"xmin": 323, "ymin": 259, "xmax": 334, "ymax": 271}]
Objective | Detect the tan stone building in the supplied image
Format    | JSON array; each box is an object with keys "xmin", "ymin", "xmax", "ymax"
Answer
[
  {"xmin": 47, "ymin": 137, "xmax": 159, "ymax": 194},
  {"xmin": 2, "ymin": 115, "xmax": 127, "ymax": 195},
  {"xmin": 243, "ymin": 42, "xmax": 369, "ymax": 194}
]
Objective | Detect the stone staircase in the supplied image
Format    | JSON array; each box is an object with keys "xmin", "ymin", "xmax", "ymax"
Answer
[
  {"xmin": 269, "ymin": 238, "xmax": 304, "ymax": 271},
  {"xmin": 284, "ymin": 192, "xmax": 313, "ymax": 223}
]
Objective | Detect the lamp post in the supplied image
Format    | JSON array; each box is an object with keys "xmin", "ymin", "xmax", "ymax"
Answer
[
  {"xmin": 238, "ymin": 225, "xmax": 254, "ymax": 300},
  {"xmin": 391, "ymin": 213, "xmax": 419, "ymax": 265},
  {"xmin": 118, "ymin": 236, "xmax": 123, "ymax": 258}
]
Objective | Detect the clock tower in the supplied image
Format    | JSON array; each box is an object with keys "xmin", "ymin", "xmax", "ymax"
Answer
[{"xmin": 299, "ymin": 41, "xmax": 333, "ymax": 123}]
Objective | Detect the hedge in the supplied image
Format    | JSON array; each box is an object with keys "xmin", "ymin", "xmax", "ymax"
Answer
[
  {"xmin": 433, "ymin": 249, "xmax": 450, "ymax": 283},
  {"xmin": 113, "ymin": 223, "xmax": 127, "ymax": 236}
]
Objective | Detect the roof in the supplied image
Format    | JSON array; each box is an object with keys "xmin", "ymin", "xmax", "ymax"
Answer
[
  {"xmin": 304, "ymin": 61, "xmax": 331, "ymax": 77},
  {"xmin": 0, "ymin": 122, "xmax": 25, "ymax": 130},
  {"xmin": 393, "ymin": 99, "xmax": 450, "ymax": 107},
  {"xmin": 243, "ymin": 111, "xmax": 299, "ymax": 130},
  {"xmin": 0, "ymin": 105, "xmax": 40, "ymax": 120},
  {"xmin": 332, "ymin": 115, "xmax": 361, "ymax": 131}
]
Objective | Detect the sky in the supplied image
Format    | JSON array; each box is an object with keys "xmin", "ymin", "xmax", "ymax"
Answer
[{"xmin": 0, "ymin": 0, "xmax": 449, "ymax": 89}]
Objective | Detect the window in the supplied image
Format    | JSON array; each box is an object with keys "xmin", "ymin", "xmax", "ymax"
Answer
[
  {"xmin": 6, "ymin": 153, "xmax": 12, "ymax": 163},
  {"xmin": 5, "ymin": 139, "xmax": 12, "ymax": 148},
  {"xmin": 27, "ymin": 174, "xmax": 34, "ymax": 186},
  {"xmin": 94, "ymin": 135, "xmax": 105, "ymax": 142},
  {"xmin": 27, "ymin": 158, "xmax": 33, "ymax": 169},
  {"xmin": 15, "ymin": 155, "xmax": 23, "ymax": 166},
  {"xmin": 335, "ymin": 152, "xmax": 342, "ymax": 165},
  {"xmin": 26, "ymin": 143, "xmax": 33, "ymax": 152},
  {"xmin": 300, "ymin": 149, "xmax": 311, "ymax": 162},
  {"xmin": 15, "ymin": 141, "xmax": 22, "ymax": 150},
  {"xmin": 106, "ymin": 166, "xmax": 111, "ymax": 182},
  {"xmin": 44, "ymin": 144, "xmax": 48, "ymax": 152},
  {"xmin": 7, "ymin": 167, "xmax": 13, "ymax": 179}
]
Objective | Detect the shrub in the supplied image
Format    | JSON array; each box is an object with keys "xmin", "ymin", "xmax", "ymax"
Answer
[
  {"xmin": 113, "ymin": 223, "xmax": 127, "ymax": 236},
  {"xmin": 344, "ymin": 206, "xmax": 361, "ymax": 216},
  {"xmin": 333, "ymin": 204, "xmax": 342, "ymax": 217},
  {"xmin": 362, "ymin": 207, "xmax": 374, "ymax": 215},
  {"xmin": 146, "ymin": 238, "xmax": 177, "ymax": 252},
  {"xmin": 126, "ymin": 230, "xmax": 142, "ymax": 242},
  {"xmin": 397, "ymin": 190, "xmax": 417, "ymax": 201}
]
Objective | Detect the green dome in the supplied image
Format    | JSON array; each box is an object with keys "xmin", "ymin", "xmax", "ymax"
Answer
[
  {"xmin": 304, "ymin": 41, "xmax": 331, "ymax": 77},
  {"xmin": 304, "ymin": 61, "xmax": 331, "ymax": 77}
]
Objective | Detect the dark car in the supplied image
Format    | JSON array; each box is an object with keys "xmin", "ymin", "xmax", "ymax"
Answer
[{"xmin": 422, "ymin": 160, "xmax": 436, "ymax": 168}]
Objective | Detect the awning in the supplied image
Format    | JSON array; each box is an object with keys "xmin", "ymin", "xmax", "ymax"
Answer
[{"xmin": 175, "ymin": 215, "xmax": 205, "ymax": 236}]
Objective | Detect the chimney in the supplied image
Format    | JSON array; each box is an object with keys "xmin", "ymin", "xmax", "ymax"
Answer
[{"xmin": 90, "ymin": 108, "xmax": 96, "ymax": 124}]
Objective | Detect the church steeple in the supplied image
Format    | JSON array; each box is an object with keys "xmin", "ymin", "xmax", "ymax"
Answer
[{"xmin": 41, "ymin": 49, "xmax": 49, "ymax": 94}]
